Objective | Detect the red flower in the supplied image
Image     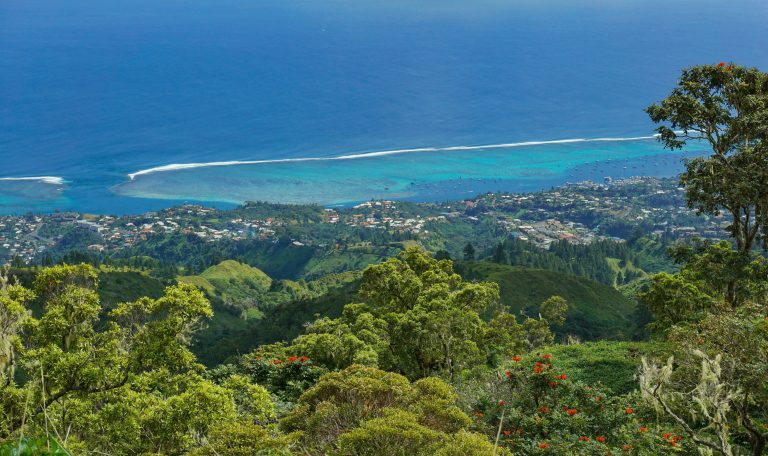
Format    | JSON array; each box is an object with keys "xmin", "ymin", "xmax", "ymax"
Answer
[
  {"xmin": 287, "ymin": 356, "xmax": 298, "ymax": 363},
  {"xmin": 625, "ymin": 407, "xmax": 633, "ymax": 414},
  {"xmin": 533, "ymin": 367, "xmax": 543, "ymax": 374},
  {"xmin": 673, "ymin": 436, "xmax": 682, "ymax": 443},
  {"xmin": 623, "ymin": 444, "xmax": 633, "ymax": 452},
  {"xmin": 596, "ymin": 436, "xmax": 606, "ymax": 443},
  {"xmin": 503, "ymin": 430, "xmax": 511, "ymax": 436},
  {"xmin": 505, "ymin": 369, "xmax": 513, "ymax": 377},
  {"xmin": 550, "ymin": 381, "xmax": 558, "ymax": 387},
  {"xmin": 498, "ymin": 400, "xmax": 505, "ymax": 406},
  {"xmin": 579, "ymin": 436, "xmax": 590, "ymax": 441},
  {"xmin": 557, "ymin": 374, "xmax": 567, "ymax": 380},
  {"xmin": 639, "ymin": 427, "xmax": 648, "ymax": 432},
  {"xmin": 671, "ymin": 442, "xmax": 677, "ymax": 447},
  {"xmin": 272, "ymin": 359, "xmax": 282, "ymax": 365},
  {"xmin": 566, "ymin": 408, "xmax": 578, "ymax": 416},
  {"xmin": 538, "ymin": 442, "xmax": 550, "ymax": 449},
  {"xmin": 718, "ymin": 62, "xmax": 726, "ymax": 67},
  {"xmin": 299, "ymin": 356, "xmax": 310, "ymax": 362},
  {"xmin": 542, "ymin": 353, "xmax": 552, "ymax": 359},
  {"xmin": 512, "ymin": 356, "xmax": 522, "ymax": 362},
  {"xmin": 538, "ymin": 405, "xmax": 550, "ymax": 413},
  {"xmin": 663, "ymin": 432, "xmax": 673, "ymax": 439}
]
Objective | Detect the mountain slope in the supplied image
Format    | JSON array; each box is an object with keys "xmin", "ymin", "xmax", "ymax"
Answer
[{"xmin": 455, "ymin": 262, "xmax": 638, "ymax": 340}]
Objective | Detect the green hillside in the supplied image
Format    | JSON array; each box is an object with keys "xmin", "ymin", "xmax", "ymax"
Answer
[
  {"xmin": 182, "ymin": 260, "xmax": 361, "ymax": 365},
  {"xmin": 455, "ymin": 262, "xmax": 638, "ymax": 340},
  {"xmin": 209, "ymin": 260, "xmax": 641, "ymax": 366},
  {"xmin": 98, "ymin": 269, "xmax": 166, "ymax": 306},
  {"xmin": 542, "ymin": 341, "xmax": 672, "ymax": 394},
  {"xmin": 179, "ymin": 260, "xmax": 272, "ymax": 319}
]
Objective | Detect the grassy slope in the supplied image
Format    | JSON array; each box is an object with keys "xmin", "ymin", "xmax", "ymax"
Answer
[
  {"xmin": 97, "ymin": 269, "xmax": 166, "ymax": 306},
  {"xmin": 455, "ymin": 262, "xmax": 638, "ymax": 340},
  {"xmin": 178, "ymin": 259, "xmax": 272, "ymax": 300},
  {"xmin": 542, "ymin": 341, "xmax": 673, "ymax": 395}
]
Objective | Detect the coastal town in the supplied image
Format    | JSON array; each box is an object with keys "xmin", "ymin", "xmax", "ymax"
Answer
[{"xmin": 0, "ymin": 177, "xmax": 729, "ymax": 265}]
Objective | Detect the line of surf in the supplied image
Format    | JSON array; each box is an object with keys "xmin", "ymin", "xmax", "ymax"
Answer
[
  {"xmin": 0, "ymin": 176, "xmax": 65, "ymax": 185},
  {"xmin": 127, "ymin": 134, "xmax": 661, "ymax": 181}
]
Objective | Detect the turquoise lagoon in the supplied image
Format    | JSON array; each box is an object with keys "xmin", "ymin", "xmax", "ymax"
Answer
[
  {"xmin": 0, "ymin": 138, "xmax": 708, "ymax": 213},
  {"xmin": 112, "ymin": 138, "xmax": 707, "ymax": 207}
]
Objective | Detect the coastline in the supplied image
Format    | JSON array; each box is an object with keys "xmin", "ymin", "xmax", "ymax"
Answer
[{"xmin": 0, "ymin": 136, "xmax": 704, "ymax": 215}]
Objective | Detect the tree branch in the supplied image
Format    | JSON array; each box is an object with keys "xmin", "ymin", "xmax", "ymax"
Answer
[{"xmin": 642, "ymin": 383, "xmax": 732, "ymax": 456}]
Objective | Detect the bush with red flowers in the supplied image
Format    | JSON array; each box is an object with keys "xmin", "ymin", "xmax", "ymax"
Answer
[
  {"xmin": 468, "ymin": 353, "xmax": 695, "ymax": 454},
  {"xmin": 229, "ymin": 344, "xmax": 328, "ymax": 402}
]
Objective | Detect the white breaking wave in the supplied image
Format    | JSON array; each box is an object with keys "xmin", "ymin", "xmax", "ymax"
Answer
[
  {"xmin": 127, "ymin": 134, "xmax": 663, "ymax": 181},
  {"xmin": 0, "ymin": 176, "xmax": 65, "ymax": 185}
]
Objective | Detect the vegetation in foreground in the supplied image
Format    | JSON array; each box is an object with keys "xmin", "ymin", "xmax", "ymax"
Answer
[{"xmin": 1, "ymin": 63, "xmax": 767, "ymax": 455}]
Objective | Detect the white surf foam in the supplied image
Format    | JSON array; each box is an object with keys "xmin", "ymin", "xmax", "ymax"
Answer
[
  {"xmin": 0, "ymin": 176, "xmax": 66, "ymax": 185},
  {"xmin": 127, "ymin": 134, "xmax": 663, "ymax": 181}
]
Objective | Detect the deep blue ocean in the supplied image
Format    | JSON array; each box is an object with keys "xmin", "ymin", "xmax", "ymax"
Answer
[{"xmin": 1, "ymin": 0, "xmax": 767, "ymax": 214}]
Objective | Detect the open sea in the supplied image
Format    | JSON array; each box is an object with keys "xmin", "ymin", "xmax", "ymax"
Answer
[{"xmin": 1, "ymin": 0, "xmax": 767, "ymax": 214}]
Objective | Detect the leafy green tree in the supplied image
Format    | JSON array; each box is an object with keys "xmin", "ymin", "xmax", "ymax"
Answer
[
  {"xmin": 273, "ymin": 248, "xmax": 563, "ymax": 380},
  {"xmin": 638, "ymin": 272, "xmax": 714, "ymax": 332},
  {"xmin": 360, "ymin": 247, "xmax": 500, "ymax": 379},
  {"xmin": 434, "ymin": 250, "xmax": 451, "ymax": 261},
  {"xmin": 647, "ymin": 63, "xmax": 768, "ymax": 304},
  {"xmin": 0, "ymin": 269, "xmax": 34, "ymax": 386},
  {"xmin": 290, "ymin": 303, "xmax": 387, "ymax": 370},
  {"xmin": 281, "ymin": 364, "xmax": 494, "ymax": 455},
  {"xmin": 335, "ymin": 408, "xmax": 507, "ymax": 456},
  {"xmin": 492, "ymin": 243, "xmax": 508, "ymax": 264},
  {"xmin": 521, "ymin": 317, "xmax": 555, "ymax": 350},
  {"xmin": 189, "ymin": 422, "xmax": 297, "ymax": 456},
  {"xmin": 0, "ymin": 263, "xmax": 278, "ymax": 455},
  {"xmin": 463, "ymin": 243, "xmax": 476, "ymax": 261},
  {"xmin": 483, "ymin": 312, "xmax": 527, "ymax": 365},
  {"xmin": 669, "ymin": 240, "xmax": 768, "ymax": 305},
  {"xmin": 540, "ymin": 295, "xmax": 568, "ymax": 327},
  {"xmin": 639, "ymin": 240, "xmax": 768, "ymax": 331}
]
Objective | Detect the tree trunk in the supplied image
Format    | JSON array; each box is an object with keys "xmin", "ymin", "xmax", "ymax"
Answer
[{"xmin": 751, "ymin": 436, "xmax": 765, "ymax": 456}]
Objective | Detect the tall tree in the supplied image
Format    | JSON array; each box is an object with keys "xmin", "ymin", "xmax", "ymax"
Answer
[
  {"xmin": 647, "ymin": 63, "xmax": 768, "ymax": 303},
  {"xmin": 492, "ymin": 243, "xmax": 507, "ymax": 264},
  {"xmin": 462, "ymin": 243, "xmax": 475, "ymax": 261}
]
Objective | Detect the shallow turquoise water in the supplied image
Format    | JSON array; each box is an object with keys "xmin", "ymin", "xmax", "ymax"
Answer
[{"xmin": 111, "ymin": 138, "xmax": 707, "ymax": 206}]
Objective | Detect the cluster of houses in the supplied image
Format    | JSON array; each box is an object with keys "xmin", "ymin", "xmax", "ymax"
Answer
[
  {"xmin": 471, "ymin": 177, "xmax": 729, "ymax": 246},
  {"xmin": 344, "ymin": 201, "xmax": 446, "ymax": 234},
  {"xmin": 0, "ymin": 215, "xmax": 49, "ymax": 263},
  {"xmin": 0, "ymin": 178, "xmax": 731, "ymax": 265}
]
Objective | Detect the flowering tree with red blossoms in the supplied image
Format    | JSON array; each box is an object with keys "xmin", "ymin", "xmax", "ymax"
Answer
[{"xmin": 470, "ymin": 353, "xmax": 696, "ymax": 455}]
